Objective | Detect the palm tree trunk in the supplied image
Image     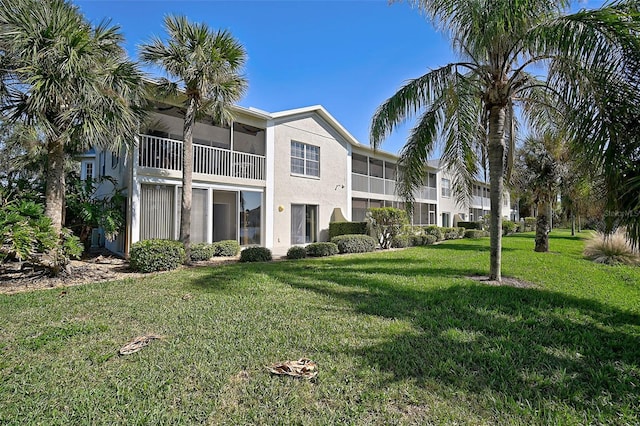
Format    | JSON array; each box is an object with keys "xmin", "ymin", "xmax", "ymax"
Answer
[
  {"xmin": 571, "ymin": 213, "xmax": 576, "ymax": 236},
  {"xmin": 180, "ymin": 97, "xmax": 196, "ymax": 264},
  {"xmin": 487, "ymin": 105, "xmax": 506, "ymax": 281},
  {"xmin": 535, "ymin": 198, "xmax": 550, "ymax": 252},
  {"xmin": 44, "ymin": 138, "xmax": 65, "ymax": 233}
]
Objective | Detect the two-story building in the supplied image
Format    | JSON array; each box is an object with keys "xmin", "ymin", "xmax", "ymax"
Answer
[{"xmin": 87, "ymin": 100, "xmax": 512, "ymax": 255}]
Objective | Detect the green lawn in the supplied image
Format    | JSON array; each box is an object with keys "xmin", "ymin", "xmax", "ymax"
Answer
[{"xmin": 1, "ymin": 230, "xmax": 639, "ymax": 425}]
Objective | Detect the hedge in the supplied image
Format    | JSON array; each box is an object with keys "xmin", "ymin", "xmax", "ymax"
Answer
[
  {"xmin": 328, "ymin": 221, "xmax": 368, "ymax": 239},
  {"xmin": 464, "ymin": 230, "xmax": 489, "ymax": 239},
  {"xmin": 424, "ymin": 226, "xmax": 444, "ymax": 241},
  {"xmin": 458, "ymin": 221, "xmax": 482, "ymax": 230},
  {"xmin": 213, "ymin": 240, "xmax": 240, "ymax": 257},
  {"xmin": 410, "ymin": 234, "xmax": 437, "ymax": 246},
  {"xmin": 130, "ymin": 239, "xmax": 186, "ymax": 273},
  {"xmin": 305, "ymin": 242, "xmax": 339, "ymax": 257},
  {"xmin": 240, "ymin": 246, "xmax": 272, "ymax": 262},
  {"xmin": 286, "ymin": 246, "xmax": 307, "ymax": 260},
  {"xmin": 190, "ymin": 243, "xmax": 215, "ymax": 261},
  {"xmin": 391, "ymin": 235, "xmax": 409, "ymax": 248},
  {"xmin": 502, "ymin": 220, "xmax": 518, "ymax": 235},
  {"xmin": 331, "ymin": 234, "xmax": 377, "ymax": 253}
]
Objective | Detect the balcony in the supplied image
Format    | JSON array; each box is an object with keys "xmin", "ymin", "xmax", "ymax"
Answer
[
  {"xmin": 138, "ymin": 134, "xmax": 265, "ymax": 181},
  {"xmin": 471, "ymin": 195, "xmax": 491, "ymax": 207},
  {"xmin": 351, "ymin": 173, "xmax": 437, "ymax": 200}
]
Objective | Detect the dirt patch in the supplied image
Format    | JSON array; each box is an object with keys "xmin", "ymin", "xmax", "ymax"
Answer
[
  {"xmin": 468, "ymin": 275, "xmax": 537, "ymax": 288},
  {"xmin": 0, "ymin": 251, "xmax": 245, "ymax": 295}
]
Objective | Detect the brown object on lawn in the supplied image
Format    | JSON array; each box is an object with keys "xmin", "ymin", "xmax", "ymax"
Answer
[
  {"xmin": 119, "ymin": 334, "xmax": 163, "ymax": 355},
  {"xmin": 266, "ymin": 358, "xmax": 318, "ymax": 379}
]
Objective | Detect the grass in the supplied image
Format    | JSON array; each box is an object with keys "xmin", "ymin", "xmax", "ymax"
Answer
[{"xmin": 1, "ymin": 230, "xmax": 638, "ymax": 425}]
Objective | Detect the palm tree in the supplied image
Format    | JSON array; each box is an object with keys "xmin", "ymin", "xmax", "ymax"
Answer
[
  {"xmin": 513, "ymin": 131, "xmax": 568, "ymax": 252},
  {"xmin": 139, "ymin": 15, "xmax": 247, "ymax": 262},
  {"xmin": 0, "ymin": 0, "xmax": 147, "ymax": 233},
  {"xmin": 371, "ymin": 0, "xmax": 640, "ymax": 281}
]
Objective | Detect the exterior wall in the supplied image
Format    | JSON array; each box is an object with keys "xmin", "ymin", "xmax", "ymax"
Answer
[{"xmin": 271, "ymin": 114, "xmax": 350, "ymax": 251}]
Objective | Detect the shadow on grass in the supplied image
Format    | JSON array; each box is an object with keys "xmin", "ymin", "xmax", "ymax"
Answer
[{"xmin": 190, "ymin": 257, "xmax": 640, "ymax": 420}]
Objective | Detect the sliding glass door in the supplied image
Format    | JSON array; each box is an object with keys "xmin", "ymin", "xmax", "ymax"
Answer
[{"xmin": 291, "ymin": 204, "xmax": 318, "ymax": 244}]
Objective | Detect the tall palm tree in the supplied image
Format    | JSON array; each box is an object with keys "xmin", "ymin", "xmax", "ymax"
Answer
[
  {"xmin": 371, "ymin": 0, "xmax": 640, "ymax": 281},
  {"xmin": 0, "ymin": 0, "xmax": 147, "ymax": 233},
  {"xmin": 139, "ymin": 16, "xmax": 247, "ymax": 262}
]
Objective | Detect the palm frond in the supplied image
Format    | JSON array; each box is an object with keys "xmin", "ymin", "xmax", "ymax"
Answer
[{"xmin": 370, "ymin": 63, "xmax": 458, "ymax": 149}]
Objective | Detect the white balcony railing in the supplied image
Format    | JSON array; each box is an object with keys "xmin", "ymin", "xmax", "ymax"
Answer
[
  {"xmin": 351, "ymin": 172, "xmax": 437, "ymax": 200},
  {"xmin": 471, "ymin": 195, "xmax": 490, "ymax": 207},
  {"xmin": 139, "ymin": 134, "xmax": 265, "ymax": 181}
]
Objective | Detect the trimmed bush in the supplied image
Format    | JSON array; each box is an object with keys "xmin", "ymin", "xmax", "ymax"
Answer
[
  {"xmin": 130, "ymin": 239, "xmax": 185, "ymax": 273},
  {"xmin": 286, "ymin": 246, "xmax": 307, "ymax": 260},
  {"xmin": 213, "ymin": 240, "xmax": 240, "ymax": 257},
  {"xmin": 367, "ymin": 207, "xmax": 409, "ymax": 249},
  {"xmin": 502, "ymin": 220, "xmax": 518, "ymax": 235},
  {"xmin": 424, "ymin": 225, "xmax": 444, "ymax": 241},
  {"xmin": 331, "ymin": 234, "xmax": 377, "ymax": 254},
  {"xmin": 328, "ymin": 221, "xmax": 368, "ymax": 239},
  {"xmin": 458, "ymin": 221, "xmax": 482, "ymax": 230},
  {"xmin": 190, "ymin": 243, "xmax": 215, "ymax": 261},
  {"xmin": 464, "ymin": 230, "xmax": 489, "ymax": 239},
  {"xmin": 442, "ymin": 227, "xmax": 459, "ymax": 240},
  {"xmin": 424, "ymin": 234, "xmax": 438, "ymax": 245},
  {"xmin": 409, "ymin": 234, "xmax": 437, "ymax": 246},
  {"xmin": 584, "ymin": 230, "xmax": 639, "ymax": 265},
  {"xmin": 457, "ymin": 227, "xmax": 466, "ymax": 238},
  {"xmin": 306, "ymin": 242, "xmax": 339, "ymax": 257},
  {"xmin": 524, "ymin": 217, "xmax": 537, "ymax": 231},
  {"xmin": 240, "ymin": 246, "xmax": 272, "ymax": 262},
  {"xmin": 390, "ymin": 234, "xmax": 409, "ymax": 248}
]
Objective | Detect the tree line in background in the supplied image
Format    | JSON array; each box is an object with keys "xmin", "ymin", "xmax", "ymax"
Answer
[{"xmin": 1, "ymin": 0, "xmax": 639, "ymax": 278}]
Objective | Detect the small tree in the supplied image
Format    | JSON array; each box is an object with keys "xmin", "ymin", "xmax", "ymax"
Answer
[
  {"xmin": 65, "ymin": 174, "xmax": 126, "ymax": 251},
  {"xmin": 367, "ymin": 207, "xmax": 408, "ymax": 249}
]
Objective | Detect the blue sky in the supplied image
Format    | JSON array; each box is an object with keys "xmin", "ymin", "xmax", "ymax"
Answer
[{"xmin": 75, "ymin": 0, "xmax": 605, "ymax": 155}]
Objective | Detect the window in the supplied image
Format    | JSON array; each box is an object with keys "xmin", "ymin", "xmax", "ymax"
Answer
[
  {"xmin": 81, "ymin": 160, "xmax": 95, "ymax": 181},
  {"xmin": 291, "ymin": 204, "xmax": 318, "ymax": 244},
  {"xmin": 441, "ymin": 178, "xmax": 451, "ymax": 197},
  {"xmin": 291, "ymin": 141, "xmax": 319, "ymax": 177},
  {"xmin": 352, "ymin": 153, "xmax": 368, "ymax": 175}
]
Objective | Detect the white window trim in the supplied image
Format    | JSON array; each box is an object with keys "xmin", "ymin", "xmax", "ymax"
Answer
[
  {"xmin": 441, "ymin": 178, "xmax": 451, "ymax": 198},
  {"xmin": 291, "ymin": 141, "xmax": 320, "ymax": 178},
  {"xmin": 81, "ymin": 159, "xmax": 96, "ymax": 180}
]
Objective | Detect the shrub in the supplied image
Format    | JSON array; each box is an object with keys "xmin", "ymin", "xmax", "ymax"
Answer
[
  {"xmin": 424, "ymin": 225, "xmax": 443, "ymax": 241},
  {"xmin": 328, "ymin": 221, "xmax": 368, "ymax": 239},
  {"xmin": 240, "ymin": 246, "xmax": 272, "ymax": 262},
  {"xmin": 584, "ymin": 230, "xmax": 639, "ymax": 265},
  {"xmin": 409, "ymin": 234, "xmax": 437, "ymax": 246},
  {"xmin": 502, "ymin": 220, "xmax": 518, "ymax": 235},
  {"xmin": 190, "ymin": 243, "xmax": 215, "ymax": 261},
  {"xmin": 441, "ymin": 227, "xmax": 459, "ymax": 240},
  {"xmin": 305, "ymin": 242, "xmax": 339, "ymax": 257},
  {"xmin": 457, "ymin": 221, "xmax": 481, "ymax": 230},
  {"xmin": 0, "ymin": 200, "xmax": 82, "ymax": 275},
  {"xmin": 367, "ymin": 207, "xmax": 409, "ymax": 249},
  {"xmin": 524, "ymin": 217, "xmax": 537, "ymax": 231},
  {"xmin": 464, "ymin": 230, "xmax": 489, "ymax": 239},
  {"xmin": 286, "ymin": 246, "xmax": 307, "ymax": 260},
  {"xmin": 213, "ymin": 240, "xmax": 240, "ymax": 257},
  {"xmin": 457, "ymin": 227, "xmax": 466, "ymax": 238},
  {"xmin": 391, "ymin": 234, "xmax": 409, "ymax": 248},
  {"xmin": 130, "ymin": 239, "xmax": 185, "ymax": 273},
  {"xmin": 331, "ymin": 234, "xmax": 377, "ymax": 254}
]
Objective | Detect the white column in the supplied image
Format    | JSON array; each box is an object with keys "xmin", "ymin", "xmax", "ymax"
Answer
[
  {"xmin": 346, "ymin": 144, "xmax": 352, "ymax": 221},
  {"xmin": 206, "ymin": 187, "xmax": 213, "ymax": 243},
  {"xmin": 264, "ymin": 120, "xmax": 275, "ymax": 248},
  {"xmin": 130, "ymin": 136, "xmax": 141, "ymax": 248}
]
